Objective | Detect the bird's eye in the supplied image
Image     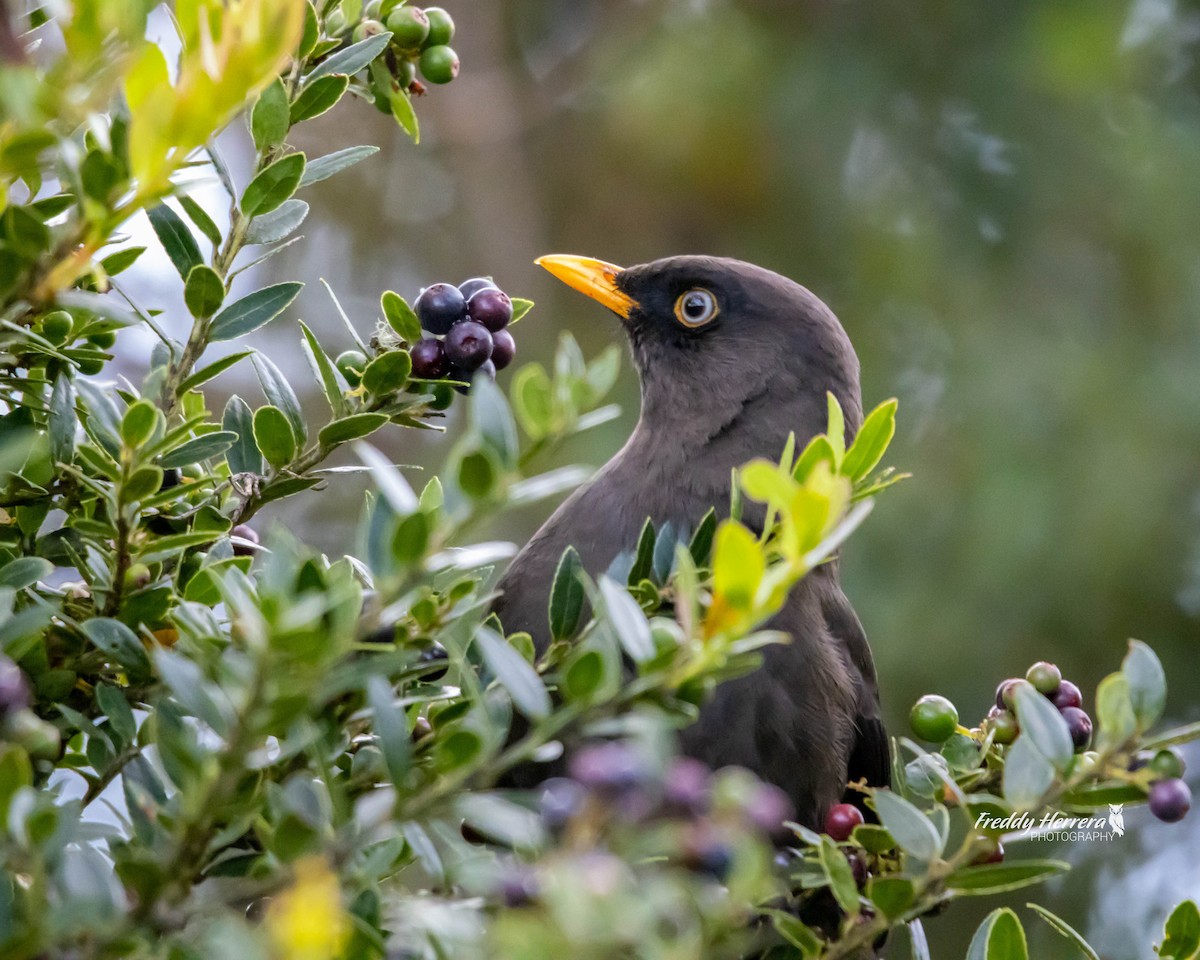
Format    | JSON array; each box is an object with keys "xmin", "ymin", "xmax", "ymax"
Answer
[{"xmin": 673, "ymin": 288, "xmax": 719, "ymax": 327}]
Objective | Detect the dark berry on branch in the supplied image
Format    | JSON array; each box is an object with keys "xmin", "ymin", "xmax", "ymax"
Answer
[
  {"xmin": 0, "ymin": 657, "xmax": 31, "ymax": 717},
  {"xmin": 443, "ymin": 320, "xmax": 493, "ymax": 371},
  {"xmin": 1051, "ymin": 679, "xmax": 1083, "ymax": 711},
  {"xmin": 909, "ymin": 694, "xmax": 958, "ymax": 743},
  {"xmin": 159, "ymin": 468, "xmax": 181, "ymax": 490},
  {"xmin": 682, "ymin": 830, "xmax": 733, "ymax": 881},
  {"xmin": 1149, "ymin": 749, "xmax": 1186, "ymax": 782},
  {"xmin": 423, "ymin": 6, "xmax": 455, "ymax": 46},
  {"xmin": 385, "ymin": 5, "xmax": 429, "ymax": 49},
  {"xmin": 1149, "ymin": 778, "xmax": 1191, "ymax": 823},
  {"xmin": 662, "ymin": 756, "xmax": 712, "ymax": 816},
  {"xmin": 459, "ymin": 277, "xmax": 499, "ymax": 299},
  {"xmin": 1026, "ymin": 661, "xmax": 1061, "ymax": 695},
  {"xmin": 410, "ymin": 338, "xmax": 449, "ymax": 379},
  {"xmin": 847, "ymin": 850, "xmax": 869, "ymax": 887},
  {"xmin": 995, "ymin": 678, "xmax": 1022, "ymax": 710},
  {"xmin": 231, "ymin": 524, "xmax": 259, "ymax": 557},
  {"xmin": 490, "ymin": 329, "xmax": 516, "ymax": 371},
  {"xmin": 414, "ymin": 282, "xmax": 466, "ymax": 334},
  {"xmin": 823, "ymin": 803, "xmax": 863, "ymax": 841},
  {"xmin": 498, "ymin": 867, "xmax": 539, "ymax": 908},
  {"xmin": 418, "ymin": 44, "xmax": 459, "ymax": 84},
  {"xmin": 467, "ymin": 287, "xmax": 513, "ymax": 332},
  {"xmin": 975, "ymin": 839, "xmax": 1004, "ymax": 864},
  {"xmin": 568, "ymin": 741, "xmax": 646, "ymax": 795},
  {"xmin": 538, "ymin": 777, "xmax": 587, "ymax": 831},
  {"xmin": 1060, "ymin": 706, "xmax": 1092, "ymax": 751},
  {"xmin": 415, "ymin": 643, "xmax": 448, "ymax": 681}
]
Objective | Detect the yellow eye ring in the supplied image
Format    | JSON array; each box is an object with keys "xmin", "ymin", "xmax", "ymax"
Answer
[{"xmin": 674, "ymin": 288, "xmax": 719, "ymax": 327}]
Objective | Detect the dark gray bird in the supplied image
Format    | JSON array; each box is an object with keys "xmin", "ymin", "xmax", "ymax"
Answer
[{"xmin": 493, "ymin": 254, "xmax": 889, "ymax": 827}]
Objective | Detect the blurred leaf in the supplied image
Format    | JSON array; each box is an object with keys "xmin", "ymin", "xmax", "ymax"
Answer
[
  {"xmin": 470, "ymin": 375, "xmax": 518, "ymax": 469},
  {"xmin": 628, "ymin": 519, "xmax": 655, "ymax": 585},
  {"xmin": 597, "ymin": 576, "xmax": 655, "ymax": 664},
  {"xmin": 81, "ymin": 618, "xmax": 151, "ymax": 680},
  {"xmin": 184, "ymin": 265, "xmax": 225, "ymax": 319},
  {"xmin": 456, "ymin": 793, "xmax": 546, "ymax": 851},
  {"xmin": 318, "ymin": 414, "xmax": 388, "ymax": 446},
  {"xmin": 866, "ymin": 876, "xmax": 914, "ymax": 919},
  {"xmin": 1095, "ymin": 673, "xmax": 1137, "ymax": 751},
  {"xmin": 1025, "ymin": 903, "xmax": 1101, "ymax": 960},
  {"xmin": 355, "ymin": 443, "xmax": 417, "ymax": 513},
  {"xmin": 300, "ymin": 145, "xmax": 379, "ymax": 187},
  {"xmin": 366, "ymin": 676, "xmax": 410, "ymax": 786},
  {"xmin": 1122, "ymin": 639, "xmax": 1166, "ymax": 732},
  {"xmin": 209, "ymin": 282, "xmax": 303, "ymax": 341},
  {"xmin": 223, "ymin": 395, "xmax": 264, "ymax": 475},
  {"xmin": 253, "ymin": 353, "xmax": 307, "ymax": 444},
  {"xmin": 309, "ymin": 32, "xmax": 392, "ymax": 81},
  {"xmin": 361, "ymin": 351, "xmax": 412, "ymax": 396},
  {"xmin": 966, "ymin": 908, "xmax": 1027, "ymax": 960},
  {"xmin": 1003, "ymin": 736, "xmax": 1055, "ymax": 811},
  {"xmin": 160, "ymin": 431, "xmax": 238, "ymax": 469},
  {"xmin": 179, "ymin": 350, "xmax": 252, "ymax": 393},
  {"xmin": 947, "ymin": 860, "xmax": 1068, "ymax": 895},
  {"xmin": 251, "ymin": 78, "xmax": 290, "ymax": 151},
  {"xmin": 290, "ymin": 75, "xmax": 349, "ymax": 124},
  {"xmin": 253, "ymin": 406, "xmax": 296, "ymax": 469},
  {"xmin": 0, "ymin": 746, "xmax": 32, "ymax": 825},
  {"xmin": 0, "ymin": 556, "xmax": 52, "ymax": 590},
  {"xmin": 476, "ymin": 626, "xmax": 550, "ymax": 720},
  {"xmin": 457, "ymin": 449, "xmax": 498, "ymax": 499},
  {"xmin": 511, "ymin": 364, "xmax": 553, "ymax": 439},
  {"xmin": 244, "ymin": 199, "xmax": 309, "ymax": 245},
  {"xmin": 711, "ymin": 520, "xmax": 764, "ymax": 612},
  {"xmin": 843, "ymin": 398, "xmax": 898, "ymax": 482},
  {"xmin": 825, "ymin": 392, "xmax": 846, "ymax": 463},
  {"xmin": 688, "ymin": 508, "xmax": 717, "ymax": 566},
  {"xmin": 1159, "ymin": 900, "xmax": 1200, "ymax": 960},
  {"xmin": 819, "ymin": 835, "xmax": 859, "ymax": 916},
  {"xmin": 1013, "ymin": 682, "xmax": 1073, "ymax": 771},
  {"xmin": 147, "ymin": 203, "xmax": 201, "ymax": 280},
  {"xmin": 549, "ymin": 546, "xmax": 585, "ymax": 641},
  {"xmin": 178, "ymin": 195, "xmax": 222, "ymax": 250},
  {"xmin": 241, "ymin": 153, "xmax": 306, "ymax": 217},
  {"xmin": 762, "ymin": 908, "xmax": 821, "ymax": 956},
  {"xmin": 870, "ymin": 791, "xmax": 943, "ymax": 861}
]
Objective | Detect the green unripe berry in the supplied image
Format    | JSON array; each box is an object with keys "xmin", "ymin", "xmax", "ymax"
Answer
[
  {"xmin": 423, "ymin": 6, "xmax": 454, "ymax": 46},
  {"xmin": 40, "ymin": 311, "xmax": 73, "ymax": 345},
  {"xmin": 428, "ymin": 382, "xmax": 454, "ymax": 411},
  {"xmin": 1068, "ymin": 750, "xmax": 1100, "ymax": 778},
  {"xmin": 1149, "ymin": 748, "xmax": 1186, "ymax": 781},
  {"xmin": 88, "ymin": 330, "xmax": 117, "ymax": 349},
  {"xmin": 336, "ymin": 349, "xmax": 368, "ymax": 387},
  {"xmin": 986, "ymin": 708, "xmax": 1019, "ymax": 745},
  {"xmin": 394, "ymin": 57, "xmax": 416, "ymax": 87},
  {"xmin": 364, "ymin": 0, "xmax": 382, "ymax": 16},
  {"xmin": 418, "ymin": 44, "xmax": 459, "ymax": 84},
  {"xmin": 386, "ymin": 5, "xmax": 430, "ymax": 50},
  {"xmin": 1025, "ymin": 661, "xmax": 1061, "ymax": 695},
  {"xmin": 76, "ymin": 357, "xmax": 104, "ymax": 375},
  {"xmin": 124, "ymin": 562, "xmax": 152, "ymax": 590},
  {"xmin": 8, "ymin": 711, "xmax": 62, "ymax": 760},
  {"xmin": 353, "ymin": 18, "xmax": 387, "ymax": 43},
  {"xmin": 909, "ymin": 694, "xmax": 959, "ymax": 743},
  {"xmin": 324, "ymin": 9, "xmax": 348, "ymax": 36}
]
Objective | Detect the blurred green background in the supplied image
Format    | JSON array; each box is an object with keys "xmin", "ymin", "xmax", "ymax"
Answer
[{"xmin": 123, "ymin": 0, "xmax": 1200, "ymax": 953}]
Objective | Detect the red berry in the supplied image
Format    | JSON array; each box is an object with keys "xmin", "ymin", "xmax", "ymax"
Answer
[
  {"xmin": 467, "ymin": 287, "xmax": 513, "ymax": 332},
  {"xmin": 490, "ymin": 329, "xmax": 515, "ymax": 370},
  {"xmin": 410, "ymin": 338, "xmax": 449, "ymax": 379},
  {"xmin": 1149, "ymin": 778, "xmax": 1191, "ymax": 823},
  {"xmin": 1051, "ymin": 680, "xmax": 1083, "ymax": 711},
  {"xmin": 824, "ymin": 803, "xmax": 864, "ymax": 842}
]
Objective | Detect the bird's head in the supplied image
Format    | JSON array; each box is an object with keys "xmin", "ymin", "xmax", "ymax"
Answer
[{"xmin": 536, "ymin": 254, "xmax": 863, "ymax": 450}]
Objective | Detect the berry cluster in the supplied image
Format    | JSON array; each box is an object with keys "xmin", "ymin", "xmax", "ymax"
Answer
[
  {"xmin": 348, "ymin": 3, "xmax": 460, "ymax": 97},
  {"xmin": 410, "ymin": 277, "xmax": 518, "ymax": 383},
  {"xmin": 988, "ymin": 662, "xmax": 1090, "ymax": 750}
]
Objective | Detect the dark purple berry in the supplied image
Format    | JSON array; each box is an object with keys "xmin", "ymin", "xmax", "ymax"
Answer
[
  {"xmin": 1051, "ymin": 679, "xmax": 1083, "ymax": 711},
  {"xmin": 1026, "ymin": 661, "xmax": 1062, "ymax": 695},
  {"xmin": 443, "ymin": 320, "xmax": 493, "ymax": 371},
  {"xmin": 414, "ymin": 283, "xmax": 466, "ymax": 335},
  {"xmin": 662, "ymin": 757, "xmax": 712, "ymax": 816},
  {"xmin": 681, "ymin": 830, "xmax": 733, "ymax": 881},
  {"xmin": 995, "ymin": 678, "xmax": 1022, "ymax": 710},
  {"xmin": 744, "ymin": 782, "xmax": 795, "ymax": 836},
  {"xmin": 231, "ymin": 524, "xmax": 259, "ymax": 558},
  {"xmin": 1149, "ymin": 778, "xmax": 1191, "ymax": 823},
  {"xmin": 416, "ymin": 643, "xmax": 448, "ymax": 681},
  {"xmin": 497, "ymin": 866, "xmax": 539, "ymax": 908},
  {"xmin": 975, "ymin": 839, "xmax": 1004, "ymax": 864},
  {"xmin": 538, "ymin": 777, "xmax": 586, "ymax": 831},
  {"xmin": 568, "ymin": 741, "xmax": 646, "ymax": 795},
  {"xmin": 458, "ymin": 277, "xmax": 499, "ymax": 299},
  {"xmin": 159, "ymin": 468, "xmax": 181, "ymax": 490},
  {"xmin": 847, "ymin": 850, "xmax": 869, "ymax": 887},
  {"xmin": 410, "ymin": 338, "xmax": 449, "ymax": 379},
  {"xmin": 467, "ymin": 288, "xmax": 513, "ymax": 332},
  {"xmin": 490, "ymin": 329, "xmax": 515, "ymax": 370},
  {"xmin": 1060, "ymin": 706, "xmax": 1092, "ymax": 751},
  {"xmin": 0, "ymin": 657, "xmax": 31, "ymax": 717},
  {"xmin": 824, "ymin": 803, "xmax": 863, "ymax": 842}
]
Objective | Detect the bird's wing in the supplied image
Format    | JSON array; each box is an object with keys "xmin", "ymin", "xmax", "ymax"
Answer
[{"xmin": 821, "ymin": 578, "xmax": 891, "ymax": 792}]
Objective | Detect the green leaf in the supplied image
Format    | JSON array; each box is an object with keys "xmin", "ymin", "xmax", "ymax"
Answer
[
  {"xmin": 120, "ymin": 399, "xmax": 158, "ymax": 448},
  {"xmin": 318, "ymin": 413, "xmax": 388, "ymax": 446},
  {"xmin": 361, "ymin": 350, "xmax": 412, "ymax": 396},
  {"xmin": 0, "ymin": 745, "xmax": 32, "ymax": 825},
  {"xmin": 298, "ymin": 320, "xmax": 347, "ymax": 416},
  {"xmin": 1013, "ymin": 681, "xmax": 1073, "ymax": 771},
  {"xmin": 241, "ymin": 153, "xmax": 306, "ymax": 218},
  {"xmin": 470, "ymin": 374, "xmax": 518, "ymax": 469},
  {"xmin": 711, "ymin": 520, "xmax": 764, "ymax": 612},
  {"xmin": 100, "ymin": 246, "xmax": 146, "ymax": 276},
  {"xmin": 308, "ymin": 31, "xmax": 392, "ymax": 81},
  {"xmin": 177, "ymin": 195, "xmax": 222, "ymax": 249},
  {"xmin": 381, "ymin": 290, "xmax": 421, "ymax": 342},
  {"xmin": 290, "ymin": 74, "xmax": 349, "ymax": 123},
  {"xmin": 1025, "ymin": 903, "xmax": 1101, "ymax": 960},
  {"xmin": 1160, "ymin": 900, "xmax": 1200, "ymax": 960},
  {"xmin": 597, "ymin": 576, "xmax": 655, "ymax": 664},
  {"xmin": 123, "ymin": 465, "xmax": 163, "ymax": 502},
  {"xmin": 688, "ymin": 508, "xmax": 717, "ymax": 566},
  {"xmin": 253, "ymin": 406, "xmax": 296, "ymax": 469},
  {"xmin": 1061, "ymin": 781, "xmax": 1146, "ymax": 807},
  {"xmin": 251, "ymin": 77, "xmax": 290, "ymax": 151},
  {"xmin": 391, "ymin": 512, "xmax": 429, "ymax": 564},
  {"xmin": 0, "ymin": 556, "xmax": 52, "ymax": 590},
  {"xmin": 179, "ymin": 350, "xmax": 252, "ymax": 393},
  {"xmin": 475, "ymin": 626, "xmax": 550, "ymax": 721},
  {"xmin": 819, "ymin": 836, "xmax": 859, "ymax": 916},
  {"xmin": 563, "ymin": 649, "xmax": 606, "ymax": 701},
  {"xmin": 456, "ymin": 793, "xmax": 546, "ymax": 851},
  {"xmin": 966, "ymin": 908, "xmax": 1027, "ymax": 960},
  {"xmin": 95, "ymin": 683, "xmax": 137, "ymax": 745},
  {"xmin": 159, "ymin": 431, "xmax": 238, "ymax": 469},
  {"xmin": 629, "ymin": 519, "xmax": 656, "ymax": 585},
  {"xmin": 1003, "ymin": 736, "xmax": 1055, "ymax": 811},
  {"xmin": 762, "ymin": 908, "xmax": 821, "ymax": 956},
  {"xmin": 300, "ymin": 145, "xmax": 379, "ymax": 187},
  {"xmin": 49, "ymin": 373, "xmax": 75, "ymax": 464},
  {"xmin": 869, "ymin": 791, "xmax": 943, "ymax": 861},
  {"xmin": 183, "ymin": 264, "xmax": 225, "ymax": 319},
  {"xmin": 843, "ymin": 398, "xmax": 898, "ymax": 482},
  {"xmin": 81, "ymin": 618, "xmax": 151, "ymax": 680},
  {"xmin": 243, "ymin": 199, "xmax": 308, "ymax": 245},
  {"xmin": 947, "ymin": 860, "xmax": 1068, "ymax": 895},
  {"xmin": 252, "ymin": 353, "xmax": 307, "ymax": 444},
  {"xmin": 510, "ymin": 298, "xmax": 534, "ymax": 325},
  {"xmin": 548, "ymin": 546, "xmax": 585, "ymax": 641},
  {"xmin": 866, "ymin": 877, "xmax": 914, "ymax": 919},
  {"xmin": 510, "ymin": 364, "xmax": 553, "ymax": 438},
  {"xmin": 366, "ymin": 676, "xmax": 410, "ymax": 787},
  {"xmin": 1095, "ymin": 672, "xmax": 1137, "ymax": 752},
  {"xmin": 826, "ymin": 392, "xmax": 846, "ymax": 463},
  {"xmin": 1122, "ymin": 639, "xmax": 1166, "ymax": 732},
  {"xmin": 209, "ymin": 282, "xmax": 303, "ymax": 341},
  {"xmin": 147, "ymin": 203, "xmax": 201, "ymax": 280},
  {"xmin": 223, "ymin": 395, "xmax": 263, "ymax": 475},
  {"xmin": 793, "ymin": 434, "xmax": 836, "ymax": 481},
  {"xmin": 457, "ymin": 449, "xmax": 498, "ymax": 499}
]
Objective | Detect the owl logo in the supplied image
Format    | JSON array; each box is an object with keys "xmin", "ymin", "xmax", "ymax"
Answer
[{"xmin": 1108, "ymin": 804, "xmax": 1125, "ymax": 837}]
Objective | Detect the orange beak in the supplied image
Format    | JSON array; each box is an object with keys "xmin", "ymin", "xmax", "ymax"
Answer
[{"xmin": 535, "ymin": 254, "xmax": 636, "ymax": 319}]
